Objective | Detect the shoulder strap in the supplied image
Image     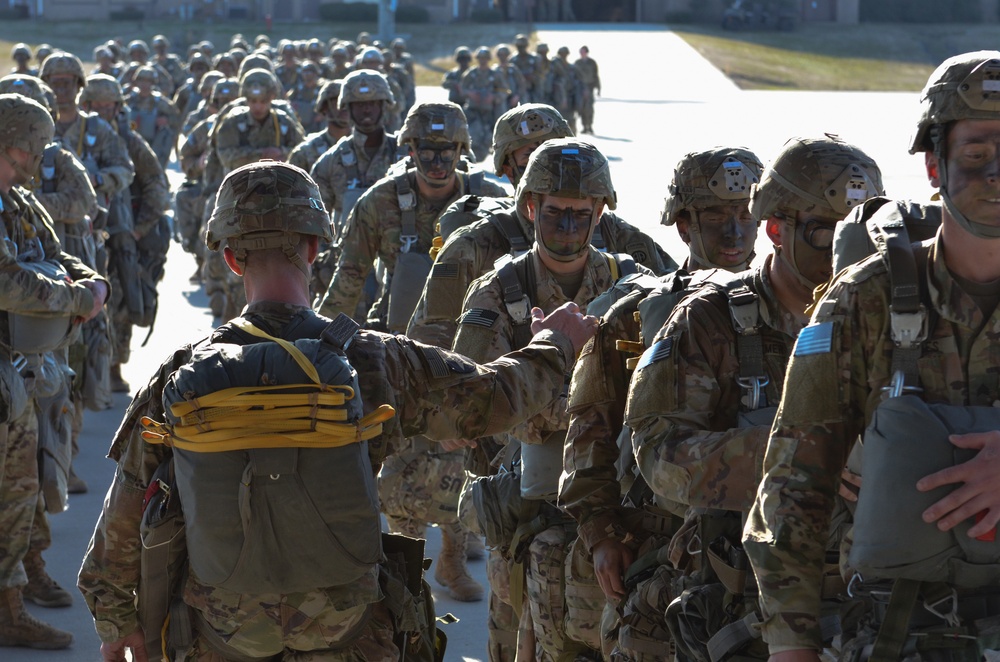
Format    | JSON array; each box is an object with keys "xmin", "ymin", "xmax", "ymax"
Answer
[
  {"xmin": 467, "ymin": 170, "xmax": 484, "ymax": 196},
  {"xmin": 495, "ymin": 252, "xmax": 536, "ymax": 350},
  {"xmin": 704, "ymin": 271, "xmax": 768, "ymax": 410},
  {"xmin": 395, "ymin": 172, "xmax": 418, "ymax": 253},
  {"xmin": 604, "ymin": 253, "xmax": 636, "ymax": 282},
  {"xmin": 487, "ymin": 211, "xmax": 532, "ymax": 256},
  {"xmin": 41, "ymin": 144, "xmax": 58, "ymax": 194},
  {"xmin": 340, "ymin": 143, "xmax": 361, "ymax": 187}
]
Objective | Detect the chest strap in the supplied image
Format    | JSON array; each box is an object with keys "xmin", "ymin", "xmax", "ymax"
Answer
[
  {"xmin": 487, "ymin": 211, "xmax": 532, "ymax": 256},
  {"xmin": 495, "ymin": 252, "xmax": 537, "ymax": 350},
  {"xmin": 395, "ymin": 172, "xmax": 418, "ymax": 253}
]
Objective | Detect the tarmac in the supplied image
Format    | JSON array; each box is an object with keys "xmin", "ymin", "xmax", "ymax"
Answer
[{"xmin": 10, "ymin": 23, "xmax": 933, "ymax": 662}]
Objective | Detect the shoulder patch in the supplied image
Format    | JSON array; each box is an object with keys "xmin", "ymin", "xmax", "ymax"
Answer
[
  {"xmin": 431, "ymin": 262, "xmax": 459, "ymax": 279},
  {"xmin": 794, "ymin": 321, "xmax": 834, "ymax": 356},
  {"xmin": 636, "ymin": 337, "xmax": 673, "ymax": 370},
  {"xmin": 459, "ymin": 308, "xmax": 499, "ymax": 328}
]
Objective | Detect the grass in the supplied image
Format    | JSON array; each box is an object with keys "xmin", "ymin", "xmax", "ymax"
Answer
[
  {"xmin": 673, "ymin": 22, "xmax": 1000, "ymax": 91},
  {"xmin": 0, "ymin": 18, "xmax": 531, "ymax": 87}
]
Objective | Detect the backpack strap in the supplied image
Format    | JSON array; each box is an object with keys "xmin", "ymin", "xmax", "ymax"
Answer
[
  {"xmin": 41, "ymin": 144, "xmax": 58, "ymax": 194},
  {"xmin": 395, "ymin": 171, "xmax": 418, "ymax": 253},
  {"xmin": 495, "ymin": 252, "xmax": 536, "ymax": 350},
  {"xmin": 704, "ymin": 271, "xmax": 768, "ymax": 411},
  {"xmin": 603, "ymin": 252, "xmax": 636, "ymax": 283},
  {"xmin": 340, "ymin": 143, "xmax": 362, "ymax": 190},
  {"xmin": 487, "ymin": 211, "xmax": 532, "ymax": 256},
  {"xmin": 467, "ymin": 170, "xmax": 484, "ymax": 196}
]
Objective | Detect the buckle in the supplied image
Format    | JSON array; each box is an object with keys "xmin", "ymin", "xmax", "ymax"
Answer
[
  {"xmin": 399, "ymin": 234, "xmax": 418, "ymax": 253},
  {"xmin": 728, "ymin": 290, "xmax": 760, "ymax": 335},
  {"xmin": 889, "ymin": 307, "xmax": 927, "ymax": 349},
  {"xmin": 881, "ymin": 369, "xmax": 923, "ymax": 399},
  {"xmin": 923, "ymin": 587, "xmax": 960, "ymax": 628},
  {"xmin": 504, "ymin": 296, "xmax": 532, "ymax": 326},
  {"xmin": 737, "ymin": 376, "xmax": 770, "ymax": 411}
]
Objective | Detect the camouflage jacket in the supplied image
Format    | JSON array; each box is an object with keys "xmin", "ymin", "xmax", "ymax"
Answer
[
  {"xmin": 53, "ymin": 110, "xmax": 134, "ymax": 198},
  {"xmin": 453, "ymin": 247, "xmax": 650, "ymax": 443},
  {"xmin": 286, "ymin": 82, "xmax": 322, "ymax": 133},
  {"xmin": 407, "ymin": 200, "xmax": 672, "ymax": 349},
  {"xmin": 309, "ymin": 131, "xmax": 402, "ymax": 212},
  {"xmin": 626, "ymin": 256, "xmax": 802, "ymax": 521},
  {"xmin": 442, "ymin": 67, "xmax": 469, "ymax": 105},
  {"xmin": 179, "ymin": 116, "xmax": 214, "ymax": 180},
  {"xmin": 213, "ymin": 105, "xmax": 305, "ymax": 173},
  {"xmin": 509, "ymin": 52, "xmax": 540, "ymax": 93},
  {"xmin": 288, "ymin": 129, "xmax": 340, "ymax": 174},
  {"xmin": 120, "ymin": 61, "xmax": 175, "ymax": 96},
  {"xmin": 461, "ymin": 66, "xmax": 508, "ymax": 111},
  {"xmin": 154, "ymin": 53, "xmax": 187, "ymax": 88},
  {"xmin": 494, "ymin": 63, "xmax": 528, "ymax": 103},
  {"xmin": 30, "ymin": 143, "xmax": 98, "ymax": 231},
  {"xmin": 77, "ymin": 300, "xmax": 576, "ymax": 643},
  {"xmin": 181, "ymin": 101, "xmax": 210, "ymax": 137},
  {"xmin": 743, "ymin": 228, "xmax": 1000, "ymax": 652},
  {"xmin": 275, "ymin": 62, "xmax": 300, "ymax": 91},
  {"xmin": 127, "ymin": 90, "xmax": 181, "ymax": 134},
  {"xmin": 573, "ymin": 57, "xmax": 600, "ymax": 91},
  {"xmin": 316, "ymin": 169, "xmax": 506, "ymax": 321},
  {"xmin": 118, "ymin": 127, "xmax": 170, "ymax": 236},
  {"xmin": 172, "ymin": 78, "xmax": 200, "ymax": 119}
]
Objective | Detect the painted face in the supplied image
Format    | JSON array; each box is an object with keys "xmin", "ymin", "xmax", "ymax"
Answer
[
  {"xmin": 349, "ymin": 100, "xmax": 382, "ymax": 132},
  {"xmin": 691, "ymin": 202, "xmax": 757, "ymax": 269},
  {"xmin": 942, "ymin": 119, "xmax": 1000, "ymax": 230},
  {"xmin": 46, "ymin": 74, "xmax": 78, "ymax": 105},
  {"xmin": 788, "ymin": 210, "xmax": 842, "ymax": 287},
  {"xmin": 413, "ymin": 141, "xmax": 459, "ymax": 185},
  {"xmin": 532, "ymin": 194, "xmax": 598, "ymax": 260},
  {"xmin": 88, "ymin": 100, "xmax": 118, "ymax": 124}
]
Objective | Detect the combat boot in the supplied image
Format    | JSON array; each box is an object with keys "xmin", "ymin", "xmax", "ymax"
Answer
[
  {"xmin": 22, "ymin": 550, "xmax": 73, "ymax": 608},
  {"xmin": 67, "ymin": 466, "xmax": 88, "ymax": 494},
  {"xmin": 434, "ymin": 523, "xmax": 484, "ymax": 602},
  {"xmin": 0, "ymin": 587, "xmax": 73, "ymax": 649},
  {"xmin": 110, "ymin": 364, "xmax": 130, "ymax": 393}
]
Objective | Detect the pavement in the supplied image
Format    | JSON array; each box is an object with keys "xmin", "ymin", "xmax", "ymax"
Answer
[{"xmin": 9, "ymin": 23, "xmax": 934, "ymax": 662}]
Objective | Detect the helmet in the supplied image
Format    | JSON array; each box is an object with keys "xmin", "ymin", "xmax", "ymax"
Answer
[
  {"xmin": 255, "ymin": 34, "xmax": 270, "ymax": 48},
  {"xmin": 516, "ymin": 138, "xmax": 616, "ymax": 210},
  {"xmin": 188, "ymin": 51, "xmax": 210, "ymax": 73},
  {"xmin": 491, "ymin": 103, "xmax": 572, "ymax": 177},
  {"xmin": 80, "ymin": 74, "xmax": 125, "ymax": 105},
  {"xmin": 358, "ymin": 47, "xmax": 384, "ymax": 67},
  {"xmin": 238, "ymin": 52, "xmax": 274, "ymax": 78},
  {"xmin": 557, "ymin": 46, "xmax": 570, "ymax": 56},
  {"xmin": 199, "ymin": 40, "xmax": 215, "ymax": 55},
  {"xmin": 239, "ymin": 68, "xmax": 281, "ymax": 99},
  {"xmin": 337, "ymin": 69, "xmax": 392, "ymax": 109},
  {"xmin": 128, "ymin": 40, "xmax": 150, "ymax": 57},
  {"xmin": 749, "ymin": 135, "xmax": 883, "ymax": 222},
  {"xmin": 300, "ymin": 61, "xmax": 320, "ymax": 76},
  {"xmin": 496, "ymin": 44, "xmax": 511, "ymax": 58},
  {"xmin": 536, "ymin": 43, "xmax": 549, "ymax": 54},
  {"xmin": 307, "ymin": 38, "xmax": 324, "ymax": 54},
  {"xmin": 0, "ymin": 93, "xmax": 55, "ymax": 156},
  {"xmin": 662, "ymin": 146, "xmax": 763, "ymax": 226},
  {"xmin": 400, "ymin": 102, "xmax": 471, "ymax": 151},
  {"xmin": 35, "ymin": 44, "xmax": 53, "ymax": 62},
  {"xmin": 39, "ymin": 52, "xmax": 86, "ymax": 88},
  {"xmin": 95, "ymin": 46, "xmax": 114, "ymax": 61},
  {"xmin": 152, "ymin": 34, "xmax": 169, "ymax": 49},
  {"xmin": 199, "ymin": 70, "xmax": 225, "ymax": 96},
  {"xmin": 475, "ymin": 47, "xmax": 492, "ymax": 61},
  {"xmin": 206, "ymin": 161, "xmax": 332, "ymax": 258},
  {"xmin": 133, "ymin": 65, "xmax": 157, "ymax": 84},
  {"xmin": 514, "ymin": 34, "xmax": 529, "ymax": 48},
  {"xmin": 211, "ymin": 78, "xmax": 240, "ymax": 108},
  {"xmin": 231, "ymin": 35, "xmax": 250, "ymax": 52},
  {"xmin": 0, "ymin": 75, "xmax": 54, "ymax": 110},
  {"xmin": 391, "ymin": 37, "xmax": 407, "ymax": 52},
  {"xmin": 104, "ymin": 40, "xmax": 122, "ymax": 60},
  {"xmin": 315, "ymin": 79, "xmax": 343, "ymax": 114},
  {"xmin": 910, "ymin": 51, "xmax": 1000, "ymax": 154},
  {"xmin": 11, "ymin": 43, "xmax": 31, "ymax": 61},
  {"xmin": 331, "ymin": 46, "xmax": 348, "ymax": 61},
  {"xmin": 357, "ymin": 31, "xmax": 372, "ymax": 46},
  {"xmin": 455, "ymin": 46, "xmax": 472, "ymax": 61}
]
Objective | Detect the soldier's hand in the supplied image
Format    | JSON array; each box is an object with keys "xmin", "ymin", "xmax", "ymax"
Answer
[
  {"xmin": 78, "ymin": 278, "xmax": 109, "ymax": 323},
  {"xmin": 101, "ymin": 627, "xmax": 147, "ymax": 661},
  {"xmin": 530, "ymin": 302, "xmax": 598, "ymax": 355},
  {"xmin": 918, "ymin": 431, "xmax": 1000, "ymax": 537},
  {"xmin": 593, "ymin": 537, "xmax": 633, "ymax": 601},
  {"xmin": 838, "ymin": 467, "xmax": 861, "ymax": 502}
]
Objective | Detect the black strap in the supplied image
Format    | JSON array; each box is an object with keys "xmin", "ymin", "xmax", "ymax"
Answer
[
  {"xmin": 876, "ymin": 216, "xmax": 927, "ymax": 390},
  {"xmin": 487, "ymin": 211, "xmax": 532, "ymax": 255},
  {"xmin": 41, "ymin": 144, "xmax": 58, "ymax": 194},
  {"xmin": 495, "ymin": 252, "xmax": 536, "ymax": 350},
  {"xmin": 395, "ymin": 172, "xmax": 418, "ymax": 253}
]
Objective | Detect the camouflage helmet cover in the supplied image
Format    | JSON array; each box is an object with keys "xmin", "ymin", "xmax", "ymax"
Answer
[
  {"xmin": 199, "ymin": 70, "xmax": 226, "ymax": 96},
  {"xmin": 206, "ymin": 161, "xmax": 331, "ymax": 252},
  {"xmin": 910, "ymin": 50, "xmax": 1000, "ymax": 154},
  {"xmin": 557, "ymin": 46, "xmax": 570, "ymax": 56},
  {"xmin": 337, "ymin": 69, "xmax": 392, "ymax": 109},
  {"xmin": 516, "ymin": 137, "xmax": 616, "ymax": 210},
  {"xmin": 491, "ymin": 103, "xmax": 572, "ymax": 175},
  {"xmin": 40, "ymin": 52, "xmax": 86, "ymax": 87},
  {"xmin": 358, "ymin": 47, "xmax": 384, "ymax": 66},
  {"xmin": 0, "ymin": 75, "xmax": 54, "ymax": 110},
  {"xmin": 211, "ymin": 78, "xmax": 240, "ymax": 107},
  {"xmin": 133, "ymin": 65, "xmax": 157, "ymax": 83},
  {"xmin": 238, "ymin": 53, "xmax": 274, "ymax": 78},
  {"xmin": 0, "ymin": 93, "xmax": 55, "ymax": 156},
  {"xmin": 188, "ymin": 51, "xmax": 210, "ymax": 71},
  {"xmin": 80, "ymin": 73, "xmax": 125, "ymax": 104},
  {"xmin": 239, "ymin": 68, "xmax": 281, "ymax": 99},
  {"xmin": 400, "ymin": 102, "xmax": 471, "ymax": 150},
  {"xmin": 152, "ymin": 35, "xmax": 169, "ymax": 49},
  {"xmin": 475, "ymin": 46, "xmax": 492, "ymax": 60},
  {"xmin": 35, "ymin": 44, "xmax": 53, "ymax": 61},
  {"xmin": 12, "ymin": 43, "xmax": 31, "ymax": 61},
  {"xmin": 749, "ymin": 135, "xmax": 883, "ymax": 222},
  {"xmin": 661, "ymin": 146, "xmax": 763, "ymax": 226},
  {"xmin": 455, "ymin": 46, "xmax": 472, "ymax": 61},
  {"xmin": 128, "ymin": 39, "xmax": 149, "ymax": 56},
  {"xmin": 514, "ymin": 34, "xmax": 529, "ymax": 47},
  {"xmin": 315, "ymin": 79, "xmax": 343, "ymax": 113},
  {"xmin": 496, "ymin": 44, "xmax": 512, "ymax": 58}
]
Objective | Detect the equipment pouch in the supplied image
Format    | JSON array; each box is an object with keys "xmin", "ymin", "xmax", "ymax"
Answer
[{"xmin": 387, "ymin": 250, "xmax": 433, "ymax": 333}]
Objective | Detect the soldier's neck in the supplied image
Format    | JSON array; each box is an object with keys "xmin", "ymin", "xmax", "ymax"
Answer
[
  {"xmin": 56, "ymin": 105, "xmax": 79, "ymax": 125},
  {"xmin": 942, "ymin": 215, "xmax": 1000, "ymax": 284}
]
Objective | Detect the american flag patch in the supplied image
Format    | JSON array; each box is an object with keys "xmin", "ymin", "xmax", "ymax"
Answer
[
  {"xmin": 794, "ymin": 321, "xmax": 833, "ymax": 356},
  {"xmin": 459, "ymin": 308, "xmax": 499, "ymax": 328},
  {"xmin": 432, "ymin": 263, "xmax": 459, "ymax": 279},
  {"xmin": 636, "ymin": 337, "xmax": 673, "ymax": 370}
]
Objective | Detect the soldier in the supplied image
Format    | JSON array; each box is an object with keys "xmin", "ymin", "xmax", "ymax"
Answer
[
  {"xmin": 443, "ymin": 46, "xmax": 473, "ymax": 107},
  {"xmin": 510, "ymin": 35, "xmax": 540, "ymax": 103},
  {"xmin": 78, "ymin": 159, "xmax": 597, "ymax": 662},
  {"xmin": 180, "ymin": 70, "xmax": 225, "ymax": 136},
  {"xmin": 535, "ymin": 43, "xmax": 552, "ymax": 103},
  {"xmin": 172, "ymin": 51, "xmax": 211, "ymax": 120},
  {"xmin": 354, "ymin": 47, "xmax": 404, "ymax": 132},
  {"xmin": 126, "ymin": 65, "xmax": 181, "ymax": 168},
  {"xmin": 495, "ymin": 44, "xmax": 527, "ymax": 109},
  {"xmin": 391, "ymin": 37, "xmax": 415, "ymax": 80},
  {"xmin": 454, "ymin": 138, "xmax": 647, "ymax": 660},
  {"xmin": 546, "ymin": 47, "xmax": 581, "ymax": 134},
  {"xmin": 382, "ymin": 49, "xmax": 415, "ymax": 117},
  {"xmin": 92, "ymin": 46, "xmax": 121, "ymax": 78},
  {"xmin": 34, "ymin": 44, "xmax": 53, "ymax": 69},
  {"xmin": 10, "ymin": 43, "xmax": 35, "ymax": 76},
  {"xmin": 330, "ymin": 45, "xmax": 352, "ymax": 80},
  {"xmin": 573, "ymin": 46, "xmax": 600, "ymax": 134},
  {"xmin": 316, "ymin": 101, "xmax": 505, "ymax": 331},
  {"xmin": 306, "ymin": 38, "xmax": 335, "ymax": 79},
  {"xmin": 120, "ymin": 40, "xmax": 174, "ymax": 97},
  {"xmin": 82, "ymin": 74, "xmax": 171, "ymax": 402},
  {"xmin": 616, "ymin": 137, "xmax": 882, "ymax": 661},
  {"xmin": 462, "ymin": 47, "xmax": 509, "ymax": 162},
  {"xmin": 274, "ymin": 41, "xmax": 300, "ymax": 91},
  {"xmin": 287, "ymin": 79, "xmax": 349, "ymax": 174},
  {"xmin": 746, "ymin": 51, "xmax": 1000, "ymax": 662},
  {"xmin": 286, "ymin": 60, "xmax": 324, "ymax": 133},
  {"xmin": 151, "ymin": 34, "xmax": 186, "ymax": 90},
  {"xmin": 0, "ymin": 93, "xmax": 108, "ymax": 649},
  {"xmin": 213, "ymin": 52, "xmax": 238, "ymax": 80}
]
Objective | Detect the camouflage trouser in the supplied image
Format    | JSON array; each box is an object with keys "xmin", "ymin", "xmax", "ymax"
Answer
[
  {"xmin": 0, "ymin": 401, "xmax": 39, "ymax": 588},
  {"xmin": 181, "ymin": 596, "xmax": 398, "ymax": 661},
  {"xmin": 174, "ymin": 181, "xmax": 207, "ymax": 258},
  {"xmin": 563, "ymin": 535, "xmax": 607, "ymax": 652},
  {"xmin": 110, "ymin": 298, "xmax": 134, "ymax": 365},
  {"xmin": 579, "ymin": 90, "xmax": 595, "ymax": 131},
  {"xmin": 487, "ymin": 549, "xmax": 517, "ymax": 662},
  {"xmin": 378, "ymin": 437, "xmax": 466, "ymax": 531}
]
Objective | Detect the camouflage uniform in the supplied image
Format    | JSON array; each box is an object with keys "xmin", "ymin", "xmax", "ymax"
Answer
[
  {"xmin": 51, "ymin": 112, "xmax": 133, "ymax": 201},
  {"xmin": 288, "ymin": 128, "xmax": 342, "ymax": 175},
  {"xmin": 494, "ymin": 60, "xmax": 528, "ymax": 109},
  {"xmin": 442, "ymin": 48, "xmax": 472, "ymax": 106},
  {"xmin": 274, "ymin": 61, "xmax": 300, "ymax": 91},
  {"xmin": 509, "ymin": 39, "xmax": 540, "ymax": 102},
  {"xmin": 573, "ymin": 52, "xmax": 600, "ymax": 134},
  {"xmin": 213, "ymin": 104, "xmax": 304, "ymax": 172},
  {"xmin": 286, "ymin": 78, "xmax": 323, "ymax": 134},
  {"xmin": 461, "ymin": 61, "xmax": 509, "ymax": 162},
  {"xmin": 310, "ymin": 131, "xmax": 402, "ymax": 230},
  {"xmin": 545, "ymin": 54, "xmax": 581, "ymax": 134}
]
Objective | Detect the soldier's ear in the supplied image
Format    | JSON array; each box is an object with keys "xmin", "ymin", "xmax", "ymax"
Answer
[
  {"xmin": 765, "ymin": 216, "xmax": 783, "ymax": 247},
  {"xmin": 223, "ymin": 246, "xmax": 244, "ymax": 276},
  {"xmin": 925, "ymin": 152, "xmax": 941, "ymax": 188},
  {"xmin": 525, "ymin": 195, "xmax": 538, "ymax": 223}
]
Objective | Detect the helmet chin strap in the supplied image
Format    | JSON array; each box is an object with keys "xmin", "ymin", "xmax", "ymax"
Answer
[
  {"xmin": 1, "ymin": 149, "xmax": 39, "ymax": 188},
  {"xmin": 687, "ymin": 211, "xmax": 754, "ymax": 272},
  {"xmin": 533, "ymin": 194, "xmax": 599, "ymax": 264}
]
